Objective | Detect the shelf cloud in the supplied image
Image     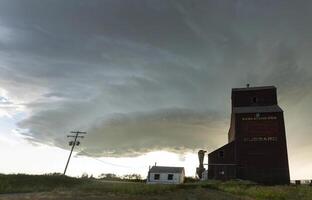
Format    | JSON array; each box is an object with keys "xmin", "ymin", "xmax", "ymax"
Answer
[{"xmin": 0, "ymin": 0, "xmax": 311, "ymax": 157}]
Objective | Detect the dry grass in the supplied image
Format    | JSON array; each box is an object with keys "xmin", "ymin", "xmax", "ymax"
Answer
[{"xmin": 0, "ymin": 174, "xmax": 311, "ymax": 200}]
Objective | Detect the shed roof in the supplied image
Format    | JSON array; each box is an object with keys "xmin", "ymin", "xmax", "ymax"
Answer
[
  {"xmin": 232, "ymin": 86, "xmax": 275, "ymax": 92},
  {"xmin": 233, "ymin": 105, "xmax": 283, "ymax": 113},
  {"xmin": 149, "ymin": 166, "xmax": 184, "ymax": 173},
  {"xmin": 208, "ymin": 141, "xmax": 235, "ymax": 156}
]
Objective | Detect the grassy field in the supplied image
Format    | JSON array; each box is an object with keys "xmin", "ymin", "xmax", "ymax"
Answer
[
  {"xmin": 199, "ymin": 180, "xmax": 312, "ymax": 200},
  {"xmin": 0, "ymin": 174, "xmax": 311, "ymax": 200}
]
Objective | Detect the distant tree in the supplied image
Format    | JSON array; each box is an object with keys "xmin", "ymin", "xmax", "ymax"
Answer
[
  {"xmin": 98, "ymin": 173, "xmax": 119, "ymax": 180},
  {"xmin": 81, "ymin": 172, "xmax": 89, "ymax": 179},
  {"xmin": 122, "ymin": 174, "xmax": 143, "ymax": 181},
  {"xmin": 44, "ymin": 172, "xmax": 63, "ymax": 176}
]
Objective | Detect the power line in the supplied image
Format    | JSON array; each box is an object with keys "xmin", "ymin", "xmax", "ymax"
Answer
[
  {"xmin": 77, "ymin": 149, "xmax": 132, "ymax": 168},
  {"xmin": 76, "ymin": 148, "xmax": 149, "ymax": 169},
  {"xmin": 63, "ymin": 131, "xmax": 87, "ymax": 175},
  {"xmin": 63, "ymin": 131, "xmax": 147, "ymax": 171}
]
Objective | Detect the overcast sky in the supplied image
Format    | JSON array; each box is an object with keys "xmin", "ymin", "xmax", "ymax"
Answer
[{"xmin": 0, "ymin": 0, "xmax": 312, "ymax": 179}]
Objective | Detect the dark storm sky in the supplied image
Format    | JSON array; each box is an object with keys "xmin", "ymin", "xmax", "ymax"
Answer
[{"xmin": 0, "ymin": 0, "xmax": 311, "ymax": 162}]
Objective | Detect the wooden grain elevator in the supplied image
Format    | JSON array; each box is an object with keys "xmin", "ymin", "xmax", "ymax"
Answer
[{"xmin": 208, "ymin": 86, "xmax": 290, "ymax": 184}]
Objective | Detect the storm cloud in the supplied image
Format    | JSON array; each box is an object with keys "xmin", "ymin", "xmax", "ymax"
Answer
[{"xmin": 0, "ymin": 0, "xmax": 312, "ymax": 157}]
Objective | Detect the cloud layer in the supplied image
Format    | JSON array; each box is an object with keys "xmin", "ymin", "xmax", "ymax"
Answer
[{"xmin": 0, "ymin": 0, "xmax": 312, "ymax": 157}]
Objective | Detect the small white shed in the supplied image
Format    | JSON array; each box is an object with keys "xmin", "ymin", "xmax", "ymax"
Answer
[{"xmin": 147, "ymin": 166, "xmax": 185, "ymax": 184}]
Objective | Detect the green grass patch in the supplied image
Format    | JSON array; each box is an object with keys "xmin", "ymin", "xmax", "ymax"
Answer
[
  {"xmin": 0, "ymin": 174, "xmax": 87, "ymax": 194},
  {"xmin": 0, "ymin": 174, "xmax": 178, "ymax": 195},
  {"xmin": 199, "ymin": 179, "xmax": 312, "ymax": 200}
]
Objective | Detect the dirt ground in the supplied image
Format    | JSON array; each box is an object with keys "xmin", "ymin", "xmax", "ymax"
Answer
[{"xmin": 0, "ymin": 188, "xmax": 251, "ymax": 200}]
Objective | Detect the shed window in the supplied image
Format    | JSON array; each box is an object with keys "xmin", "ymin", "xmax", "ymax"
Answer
[
  {"xmin": 154, "ymin": 174, "xmax": 160, "ymax": 180},
  {"xmin": 168, "ymin": 174, "xmax": 173, "ymax": 180},
  {"xmin": 219, "ymin": 150, "xmax": 224, "ymax": 158},
  {"xmin": 252, "ymin": 97, "xmax": 258, "ymax": 103}
]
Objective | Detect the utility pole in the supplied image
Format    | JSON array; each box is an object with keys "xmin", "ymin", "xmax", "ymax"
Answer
[{"xmin": 63, "ymin": 131, "xmax": 87, "ymax": 175}]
